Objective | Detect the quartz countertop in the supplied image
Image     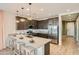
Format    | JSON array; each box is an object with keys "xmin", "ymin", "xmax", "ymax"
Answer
[{"xmin": 9, "ymin": 35, "xmax": 51, "ymax": 48}]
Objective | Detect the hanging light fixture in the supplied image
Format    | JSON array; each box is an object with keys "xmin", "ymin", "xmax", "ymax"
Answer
[
  {"xmin": 16, "ymin": 10, "xmax": 20, "ymax": 23},
  {"xmin": 20, "ymin": 7, "xmax": 26, "ymax": 22},
  {"xmin": 27, "ymin": 3, "xmax": 32, "ymax": 20}
]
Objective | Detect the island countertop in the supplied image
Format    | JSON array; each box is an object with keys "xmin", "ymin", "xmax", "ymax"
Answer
[{"xmin": 9, "ymin": 35, "xmax": 51, "ymax": 48}]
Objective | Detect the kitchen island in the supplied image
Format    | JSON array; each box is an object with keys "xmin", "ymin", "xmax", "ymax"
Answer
[{"xmin": 7, "ymin": 34, "xmax": 51, "ymax": 55}]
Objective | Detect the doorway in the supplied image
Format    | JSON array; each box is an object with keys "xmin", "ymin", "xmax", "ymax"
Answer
[
  {"xmin": 59, "ymin": 12, "xmax": 79, "ymax": 46},
  {"xmin": 62, "ymin": 21, "xmax": 75, "ymax": 38}
]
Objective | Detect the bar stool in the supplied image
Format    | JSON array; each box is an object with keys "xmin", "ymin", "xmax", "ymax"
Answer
[
  {"xmin": 9, "ymin": 38, "xmax": 16, "ymax": 50},
  {"xmin": 13, "ymin": 41, "xmax": 25, "ymax": 55},
  {"xmin": 20, "ymin": 45, "xmax": 35, "ymax": 55}
]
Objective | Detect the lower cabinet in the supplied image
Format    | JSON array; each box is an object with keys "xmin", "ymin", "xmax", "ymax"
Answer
[{"xmin": 44, "ymin": 42, "xmax": 50, "ymax": 55}]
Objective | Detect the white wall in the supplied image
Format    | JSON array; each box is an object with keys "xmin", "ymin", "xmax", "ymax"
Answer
[
  {"xmin": 67, "ymin": 22, "xmax": 75, "ymax": 37},
  {"xmin": 3, "ymin": 11, "xmax": 16, "ymax": 48},
  {"xmin": 0, "ymin": 10, "xmax": 4, "ymax": 50}
]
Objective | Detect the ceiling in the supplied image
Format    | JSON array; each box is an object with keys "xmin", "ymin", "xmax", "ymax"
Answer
[
  {"xmin": 61, "ymin": 13, "xmax": 79, "ymax": 21},
  {"xmin": 0, "ymin": 3, "xmax": 79, "ymax": 20}
]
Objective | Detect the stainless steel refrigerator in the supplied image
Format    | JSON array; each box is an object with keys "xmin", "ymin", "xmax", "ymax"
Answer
[{"xmin": 48, "ymin": 19, "xmax": 59, "ymax": 44}]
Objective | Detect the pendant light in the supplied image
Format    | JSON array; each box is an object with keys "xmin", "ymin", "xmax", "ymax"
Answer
[
  {"xmin": 27, "ymin": 3, "xmax": 32, "ymax": 20},
  {"xmin": 16, "ymin": 10, "xmax": 20, "ymax": 23},
  {"xmin": 20, "ymin": 7, "xmax": 25, "ymax": 22}
]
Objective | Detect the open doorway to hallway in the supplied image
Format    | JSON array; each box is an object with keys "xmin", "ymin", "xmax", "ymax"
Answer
[
  {"xmin": 58, "ymin": 12, "xmax": 79, "ymax": 54},
  {"xmin": 62, "ymin": 21, "xmax": 75, "ymax": 37},
  {"xmin": 62, "ymin": 21, "xmax": 76, "ymax": 41},
  {"xmin": 61, "ymin": 13, "xmax": 78, "ymax": 42}
]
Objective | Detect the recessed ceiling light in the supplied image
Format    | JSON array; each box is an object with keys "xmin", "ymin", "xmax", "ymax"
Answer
[
  {"xmin": 26, "ymin": 8, "xmax": 30, "ymax": 11},
  {"xmin": 40, "ymin": 8, "xmax": 44, "ymax": 11}
]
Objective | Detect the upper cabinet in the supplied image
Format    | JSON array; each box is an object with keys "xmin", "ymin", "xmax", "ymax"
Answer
[
  {"xmin": 16, "ymin": 16, "xmax": 38, "ymax": 30},
  {"xmin": 16, "ymin": 16, "xmax": 58, "ymax": 30},
  {"xmin": 37, "ymin": 20, "xmax": 48, "ymax": 29}
]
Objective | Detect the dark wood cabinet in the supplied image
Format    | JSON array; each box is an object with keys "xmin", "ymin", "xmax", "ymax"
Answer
[
  {"xmin": 44, "ymin": 42, "xmax": 50, "ymax": 55},
  {"xmin": 16, "ymin": 16, "xmax": 38, "ymax": 30}
]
